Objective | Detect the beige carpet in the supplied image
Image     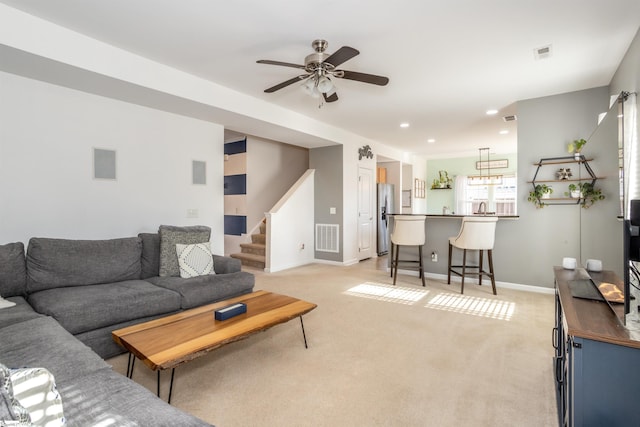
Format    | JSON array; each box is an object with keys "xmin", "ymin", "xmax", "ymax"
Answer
[{"xmin": 108, "ymin": 258, "xmax": 558, "ymax": 427}]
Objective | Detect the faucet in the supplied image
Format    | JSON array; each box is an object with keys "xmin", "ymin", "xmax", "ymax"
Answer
[{"xmin": 477, "ymin": 201, "xmax": 487, "ymax": 215}]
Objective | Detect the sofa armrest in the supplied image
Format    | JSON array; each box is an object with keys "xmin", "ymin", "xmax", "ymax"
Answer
[{"xmin": 213, "ymin": 255, "xmax": 241, "ymax": 274}]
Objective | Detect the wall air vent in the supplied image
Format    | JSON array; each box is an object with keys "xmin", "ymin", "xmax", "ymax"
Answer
[
  {"xmin": 315, "ymin": 224, "xmax": 339, "ymax": 253},
  {"xmin": 534, "ymin": 44, "xmax": 552, "ymax": 60},
  {"xmin": 502, "ymin": 115, "xmax": 517, "ymax": 122}
]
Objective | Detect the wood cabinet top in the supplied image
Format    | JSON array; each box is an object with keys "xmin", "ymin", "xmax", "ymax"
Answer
[{"xmin": 554, "ymin": 266, "xmax": 640, "ymax": 349}]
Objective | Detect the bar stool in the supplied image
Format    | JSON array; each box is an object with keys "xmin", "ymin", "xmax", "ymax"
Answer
[
  {"xmin": 390, "ymin": 215, "xmax": 426, "ymax": 286},
  {"xmin": 447, "ymin": 216, "xmax": 498, "ymax": 294}
]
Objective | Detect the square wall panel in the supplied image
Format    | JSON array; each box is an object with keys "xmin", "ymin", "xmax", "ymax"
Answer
[
  {"xmin": 93, "ymin": 148, "xmax": 116, "ymax": 180},
  {"xmin": 193, "ymin": 160, "xmax": 206, "ymax": 185}
]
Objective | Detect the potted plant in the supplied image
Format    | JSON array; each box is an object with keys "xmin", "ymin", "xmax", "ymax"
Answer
[
  {"xmin": 568, "ymin": 138, "xmax": 587, "ymax": 160},
  {"xmin": 438, "ymin": 170, "xmax": 453, "ymax": 188},
  {"xmin": 528, "ymin": 184, "xmax": 553, "ymax": 208},
  {"xmin": 565, "ymin": 183, "xmax": 582, "ymax": 198},
  {"xmin": 431, "ymin": 179, "xmax": 441, "ymax": 189},
  {"xmin": 579, "ymin": 182, "xmax": 605, "ymax": 208}
]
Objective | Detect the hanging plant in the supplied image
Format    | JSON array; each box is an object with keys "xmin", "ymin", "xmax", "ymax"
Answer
[
  {"xmin": 528, "ymin": 184, "xmax": 553, "ymax": 208},
  {"xmin": 579, "ymin": 182, "xmax": 604, "ymax": 208}
]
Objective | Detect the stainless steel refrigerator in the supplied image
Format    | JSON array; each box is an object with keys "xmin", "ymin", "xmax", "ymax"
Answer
[{"xmin": 377, "ymin": 183, "xmax": 395, "ymax": 255}]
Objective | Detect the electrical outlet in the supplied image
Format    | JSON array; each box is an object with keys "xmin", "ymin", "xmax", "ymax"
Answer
[
  {"xmin": 187, "ymin": 209, "xmax": 199, "ymax": 218},
  {"xmin": 431, "ymin": 252, "xmax": 438, "ymax": 262}
]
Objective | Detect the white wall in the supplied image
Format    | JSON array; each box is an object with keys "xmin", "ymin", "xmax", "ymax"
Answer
[
  {"xmin": 0, "ymin": 71, "xmax": 225, "ymax": 253},
  {"xmin": 266, "ymin": 170, "xmax": 315, "ymax": 272}
]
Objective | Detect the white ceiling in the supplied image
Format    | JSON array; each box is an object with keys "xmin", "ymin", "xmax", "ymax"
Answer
[{"xmin": 1, "ymin": 0, "xmax": 639, "ymax": 158}]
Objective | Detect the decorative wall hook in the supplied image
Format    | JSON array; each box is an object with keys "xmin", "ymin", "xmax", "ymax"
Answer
[{"xmin": 358, "ymin": 145, "xmax": 373, "ymax": 160}]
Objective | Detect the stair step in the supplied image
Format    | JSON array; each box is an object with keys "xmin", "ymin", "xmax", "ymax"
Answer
[
  {"xmin": 230, "ymin": 252, "xmax": 265, "ymax": 269},
  {"xmin": 240, "ymin": 243, "xmax": 265, "ymax": 256},
  {"xmin": 251, "ymin": 233, "xmax": 266, "ymax": 244}
]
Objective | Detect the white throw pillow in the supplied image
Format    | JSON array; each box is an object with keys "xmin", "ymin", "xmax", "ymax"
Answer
[
  {"xmin": 176, "ymin": 242, "xmax": 215, "ymax": 278},
  {"xmin": 9, "ymin": 366, "xmax": 65, "ymax": 426},
  {"xmin": 0, "ymin": 296, "xmax": 16, "ymax": 310}
]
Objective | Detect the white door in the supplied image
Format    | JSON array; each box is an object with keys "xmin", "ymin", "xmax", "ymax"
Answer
[{"xmin": 358, "ymin": 167, "xmax": 374, "ymax": 260}]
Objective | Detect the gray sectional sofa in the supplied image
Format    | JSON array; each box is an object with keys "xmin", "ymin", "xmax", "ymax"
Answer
[{"xmin": 0, "ymin": 227, "xmax": 255, "ymax": 426}]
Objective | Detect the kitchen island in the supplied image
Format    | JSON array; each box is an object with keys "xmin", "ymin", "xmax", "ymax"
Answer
[{"xmin": 386, "ymin": 214, "xmax": 520, "ymax": 287}]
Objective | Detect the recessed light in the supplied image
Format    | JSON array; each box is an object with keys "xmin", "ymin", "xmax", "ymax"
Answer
[
  {"xmin": 486, "ymin": 109, "xmax": 498, "ymax": 115},
  {"xmin": 427, "ymin": 139, "xmax": 436, "ymax": 144},
  {"xmin": 400, "ymin": 123, "xmax": 410, "ymax": 128},
  {"xmin": 499, "ymin": 130, "xmax": 509, "ymax": 135}
]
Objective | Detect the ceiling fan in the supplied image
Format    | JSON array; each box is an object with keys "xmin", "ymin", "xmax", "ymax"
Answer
[{"xmin": 257, "ymin": 39, "xmax": 389, "ymax": 104}]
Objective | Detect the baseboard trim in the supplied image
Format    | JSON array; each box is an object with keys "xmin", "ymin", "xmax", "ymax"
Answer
[
  {"xmin": 313, "ymin": 258, "xmax": 359, "ymax": 267},
  {"xmin": 388, "ymin": 268, "xmax": 554, "ymax": 295}
]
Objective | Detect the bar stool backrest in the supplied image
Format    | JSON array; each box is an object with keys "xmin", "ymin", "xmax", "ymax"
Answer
[
  {"xmin": 391, "ymin": 215, "xmax": 426, "ymax": 246},
  {"xmin": 450, "ymin": 216, "xmax": 498, "ymax": 250}
]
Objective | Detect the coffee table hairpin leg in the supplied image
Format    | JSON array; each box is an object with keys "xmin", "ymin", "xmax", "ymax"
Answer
[
  {"xmin": 126, "ymin": 353, "xmax": 135, "ymax": 378},
  {"xmin": 126, "ymin": 353, "xmax": 176, "ymax": 404},
  {"xmin": 158, "ymin": 369, "xmax": 176, "ymax": 404},
  {"xmin": 300, "ymin": 316, "xmax": 309, "ymax": 349}
]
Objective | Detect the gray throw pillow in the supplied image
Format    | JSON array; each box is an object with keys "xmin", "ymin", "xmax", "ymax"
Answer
[{"xmin": 158, "ymin": 225, "xmax": 211, "ymax": 277}]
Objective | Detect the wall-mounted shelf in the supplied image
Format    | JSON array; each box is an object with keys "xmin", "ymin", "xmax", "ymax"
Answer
[
  {"xmin": 430, "ymin": 187, "xmax": 451, "ymax": 190},
  {"xmin": 528, "ymin": 155, "xmax": 604, "ymax": 207}
]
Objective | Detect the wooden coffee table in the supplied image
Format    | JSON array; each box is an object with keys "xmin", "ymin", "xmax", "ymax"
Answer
[{"xmin": 112, "ymin": 290, "xmax": 317, "ymax": 403}]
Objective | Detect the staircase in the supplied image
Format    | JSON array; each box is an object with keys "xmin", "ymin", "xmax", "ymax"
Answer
[{"xmin": 230, "ymin": 220, "xmax": 266, "ymax": 269}]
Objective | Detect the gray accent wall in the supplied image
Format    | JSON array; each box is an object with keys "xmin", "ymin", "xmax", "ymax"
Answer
[
  {"xmin": 310, "ymin": 145, "xmax": 343, "ymax": 261},
  {"xmin": 513, "ymin": 86, "xmax": 615, "ymax": 287}
]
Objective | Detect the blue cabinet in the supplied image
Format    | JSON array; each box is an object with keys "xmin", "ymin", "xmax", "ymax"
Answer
[{"xmin": 554, "ymin": 267, "xmax": 640, "ymax": 426}]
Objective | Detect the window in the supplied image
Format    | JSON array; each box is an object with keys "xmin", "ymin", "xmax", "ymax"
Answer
[{"xmin": 458, "ymin": 175, "xmax": 517, "ymax": 215}]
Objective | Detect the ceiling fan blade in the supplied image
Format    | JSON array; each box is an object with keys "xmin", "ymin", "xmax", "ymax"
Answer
[
  {"xmin": 264, "ymin": 75, "xmax": 306, "ymax": 93},
  {"xmin": 324, "ymin": 46, "xmax": 359, "ymax": 68},
  {"xmin": 324, "ymin": 92, "xmax": 339, "ymax": 103},
  {"xmin": 257, "ymin": 59, "xmax": 306, "ymax": 70},
  {"xmin": 338, "ymin": 70, "xmax": 389, "ymax": 86}
]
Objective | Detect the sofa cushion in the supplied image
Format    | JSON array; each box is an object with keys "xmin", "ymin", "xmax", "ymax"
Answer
[
  {"xmin": 147, "ymin": 271, "xmax": 255, "ymax": 309},
  {"xmin": 56, "ymin": 369, "xmax": 212, "ymax": 426},
  {"xmin": 0, "ymin": 296, "xmax": 42, "ymax": 328},
  {"xmin": 27, "ymin": 237, "xmax": 143, "ymax": 293},
  {"xmin": 0, "ymin": 317, "xmax": 110, "ymax": 384},
  {"xmin": 177, "ymin": 242, "xmax": 215, "ymax": 278},
  {"xmin": 28, "ymin": 280, "xmax": 181, "ymax": 335},
  {"xmin": 139, "ymin": 232, "xmax": 161, "ymax": 279},
  {"xmin": 0, "ymin": 242, "xmax": 27, "ymax": 298},
  {"xmin": 159, "ymin": 225, "xmax": 211, "ymax": 277}
]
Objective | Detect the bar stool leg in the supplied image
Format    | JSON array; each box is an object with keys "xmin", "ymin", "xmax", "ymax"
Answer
[
  {"xmin": 488, "ymin": 249, "xmax": 497, "ymax": 295},
  {"xmin": 419, "ymin": 245, "xmax": 425, "ymax": 287},
  {"xmin": 447, "ymin": 243, "xmax": 453, "ymax": 285},
  {"xmin": 479, "ymin": 249, "xmax": 484, "ymax": 286},
  {"xmin": 393, "ymin": 244, "xmax": 400, "ymax": 286},
  {"xmin": 390, "ymin": 243, "xmax": 394, "ymax": 278},
  {"xmin": 461, "ymin": 249, "xmax": 467, "ymax": 294}
]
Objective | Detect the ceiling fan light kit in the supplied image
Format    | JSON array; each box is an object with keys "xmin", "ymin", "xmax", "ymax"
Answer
[{"xmin": 258, "ymin": 39, "xmax": 389, "ymax": 107}]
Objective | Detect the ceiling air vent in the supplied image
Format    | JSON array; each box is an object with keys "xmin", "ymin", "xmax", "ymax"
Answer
[
  {"xmin": 502, "ymin": 115, "xmax": 517, "ymax": 122},
  {"xmin": 534, "ymin": 44, "xmax": 552, "ymax": 60}
]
